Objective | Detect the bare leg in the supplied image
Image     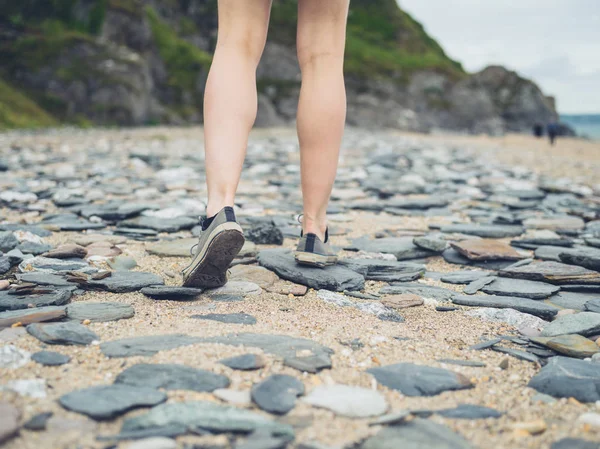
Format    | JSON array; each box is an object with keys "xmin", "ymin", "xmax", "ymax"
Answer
[
  {"xmin": 204, "ymin": 0, "xmax": 272, "ymax": 217},
  {"xmin": 296, "ymin": 0, "xmax": 349, "ymax": 240}
]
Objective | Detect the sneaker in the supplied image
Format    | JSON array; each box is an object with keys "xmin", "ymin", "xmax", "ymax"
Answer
[
  {"xmin": 294, "ymin": 229, "xmax": 337, "ymax": 267},
  {"xmin": 182, "ymin": 206, "xmax": 245, "ymax": 288}
]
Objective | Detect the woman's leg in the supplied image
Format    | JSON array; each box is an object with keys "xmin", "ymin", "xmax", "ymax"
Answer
[
  {"xmin": 296, "ymin": 0, "xmax": 350, "ymax": 240},
  {"xmin": 204, "ymin": 0, "xmax": 272, "ymax": 217}
]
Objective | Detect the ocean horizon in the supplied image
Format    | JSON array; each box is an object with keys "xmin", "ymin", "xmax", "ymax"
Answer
[{"xmin": 560, "ymin": 114, "xmax": 600, "ymax": 141}]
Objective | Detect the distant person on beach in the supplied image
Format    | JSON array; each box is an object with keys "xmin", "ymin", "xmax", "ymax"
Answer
[
  {"xmin": 182, "ymin": 1, "xmax": 349, "ymax": 288},
  {"xmin": 547, "ymin": 121, "xmax": 559, "ymax": 145},
  {"xmin": 533, "ymin": 123, "xmax": 543, "ymax": 138}
]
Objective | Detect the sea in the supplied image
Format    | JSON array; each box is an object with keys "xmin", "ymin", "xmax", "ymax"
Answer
[{"xmin": 560, "ymin": 114, "xmax": 600, "ymax": 141}]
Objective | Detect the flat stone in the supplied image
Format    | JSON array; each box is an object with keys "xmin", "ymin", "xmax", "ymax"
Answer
[
  {"xmin": 413, "ymin": 234, "xmax": 448, "ymax": 252},
  {"xmin": 120, "ymin": 216, "xmax": 198, "ymax": 233},
  {"xmin": 441, "ymin": 271, "xmax": 493, "ymax": 284},
  {"xmin": 101, "ymin": 334, "xmax": 202, "ymax": 357},
  {"xmin": 436, "ymin": 404, "xmax": 503, "ymax": 419},
  {"xmin": 0, "ymin": 231, "xmax": 19, "ymax": 252},
  {"xmin": 463, "ymin": 276, "xmax": 496, "ymax": 295},
  {"xmin": 146, "ymin": 238, "xmax": 197, "ymax": 257},
  {"xmin": 107, "ymin": 256, "xmax": 138, "ymax": 271},
  {"xmin": 42, "ymin": 244, "xmax": 87, "ymax": 259},
  {"xmin": 84, "ymin": 271, "xmax": 164, "ymax": 292},
  {"xmin": 27, "ymin": 322, "xmax": 98, "ymax": 345},
  {"xmin": 441, "ymin": 248, "xmax": 517, "ymax": 270},
  {"xmin": 191, "ymin": 313, "xmax": 257, "ymax": 325},
  {"xmin": 266, "ymin": 280, "xmax": 308, "ymax": 296},
  {"xmin": 529, "ymin": 357, "xmax": 600, "ymax": 402},
  {"xmin": 531, "ymin": 335, "xmax": 599, "ymax": 358},
  {"xmin": 213, "ymin": 388, "xmax": 252, "ymax": 406},
  {"xmin": 466, "ymin": 308, "xmax": 548, "ymax": 332},
  {"xmin": 360, "ymin": 418, "xmax": 474, "ymax": 449},
  {"xmin": 23, "ymin": 411, "xmax": 53, "ymax": 431},
  {"xmin": 585, "ymin": 299, "xmax": 600, "ymax": 313},
  {"xmin": 66, "ymin": 302, "xmax": 134, "ymax": 322},
  {"xmin": 235, "ymin": 429, "xmax": 293, "ymax": 449},
  {"xmin": 19, "ymin": 256, "xmax": 96, "ymax": 274},
  {"xmin": 379, "ymin": 283, "xmax": 455, "ymax": 301},
  {"xmin": 141, "ymin": 286, "xmax": 204, "ymax": 301},
  {"xmin": 257, "ymin": 249, "xmax": 364, "ymax": 292},
  {"xmin": 535, "ymin": 245, "xmax": 574, "ymax": 261},
  {"xmin": 500, "ymin": 261, "xmax": 600, "ymax": 285},
  {"xmin": 481, "ymin": 278, "xmax": 560, "ymax": 299},
  {"xmin": 228, "ymin": 265, "xmax": 279, "ymax": 289},
  {"xmin": 40, "ymin": 214, "xmax": 105, "ymax": 231},
  {"xmin": 219, "ymin": 354, "xmax": 266, "ymax": 370},
  {"xmin": 199, "ymin": 333, "xmax": 334, "ymax": 373},
  {"xmin": 31, "ymin": 351, "xmax": 71, "ymax": 366},
  {"xmin": 211, "ymin": 294, "xmax": 244, "ymax": 302},
  {"xmin": 345, "ymin": 237, "xmax": 434, "ymax": 261},
  {"xmin": 547, "ymin": 292, "xmax": 600, "ymax": 311},
  {"xmin": 115, "ymin": 363, "xmax": 230, "ymax": 392},
  {"xmin": 16, "ymin": 272, "xmax": 71, "ymax": 286},
  {"xmin": 366, "ymin": 363, "xmax": 472, "ymax": 396},
  {"xmin": 0, "ymin": 401, "xmax": 20, "ymax": 444},
  {"xmin": 302, "ymin": 385, "xmax": 388, "ymax": 418},
  {"xmin": 541, "ymin": 312, "xmax": 600, "ymax": 337},
  {"xmin": 469, "ymin": 338, "xmax": 502, "ymax": 350},
  {"xmin": 120, "ymin": 401, "xmax": 294, "ymax": 437},
  {"xmin": 205, "ymin": 281, "xmax": 262, "ymax": 297},
  {"xmin": 523, "ymin": 216, "xmax": 585, "ymax": 231},
  {"xmin": 251, "ymin": 374, "xmax": 304, "ymax": 415},
  {"xmin": 73, "ymin": 234, "xmax": 127, "ymax": 246},
  {"xmin": 452, "ymin": 294, "xmax": 559, "ymax": 320},
  {"xmin": 339, "ymin": 258, "xmax": 425, "ymax": 282},
  {"xmin": 451, "ymin": 239, "xmax": 525, "ymax": 261},
  {"xmin": 438, "ymin": 359, "xmax": 486, "ymax": 367},
  {"xmin": 246, "ymin": 222, "xmax": 284, "ymax": 245},
  {"xmin": 559, "ymin": 247, "xmax": 600, "ymax": 271},
  {"xmin": 59, "ymin": 385, "xmax": 167, "ymax": 420},
  {"xmin": 381, "ymin": 294, "xmax": 423, "ymax": 309},
  {"xmin": 0, "ymin": 289, "xmax": 72, "ymax": 312},
  {"xmin": 0, "ymin": 306, "xmax": 66, "ymax": 328},
  {"xmin": 551, "ymin": 438, "xmax": 600, "ymax": 449},
  {"xmin": 492, "ymin": 346, "xmax": 540, "ymax": 363},
  {"xmin": 440, "ymin": 224, "xmax": 524, "ymax": 238}
]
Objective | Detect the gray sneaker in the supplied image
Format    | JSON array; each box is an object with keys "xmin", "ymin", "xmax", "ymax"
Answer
[
  {"xmin": 182, "ymin": 206, "xmax": 245, "ymax": 288},
  {"xmin": 295, "ymin": 229, "xmax": 337, "ymax": 267}
]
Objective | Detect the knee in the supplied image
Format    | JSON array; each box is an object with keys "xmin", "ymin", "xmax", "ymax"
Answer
[
  {"xmin": 216, "ymin": 30, "xmax": 267, "ymax": 66},
  {"xmin": 297, "ymin": 45, "xmax": 344, "ymax": 72}
]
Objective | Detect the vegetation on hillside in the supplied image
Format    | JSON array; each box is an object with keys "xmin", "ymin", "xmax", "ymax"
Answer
[{"xmin": 0, "ymin": 78, "xmax": 57, "ymax": 130}]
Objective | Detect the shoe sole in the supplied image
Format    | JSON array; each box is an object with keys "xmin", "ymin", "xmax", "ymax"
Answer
[
  {"xmin": 294, "ymin": 251, "xmax": 338, "ymax": 268},
  {"xmin": 182, "ymin": 222, "xmax": 245, "ymax": 288}
]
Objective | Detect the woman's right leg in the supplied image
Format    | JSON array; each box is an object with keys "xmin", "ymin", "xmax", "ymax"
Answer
[{"xmin": 204, "ymin": 0, "xmax": 272, "ymax": 218}]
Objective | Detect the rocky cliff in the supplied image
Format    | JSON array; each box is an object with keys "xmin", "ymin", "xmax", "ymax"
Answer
[{"xmin": 0, "ymin": 0, "xmax": 559, "ymax": 134}]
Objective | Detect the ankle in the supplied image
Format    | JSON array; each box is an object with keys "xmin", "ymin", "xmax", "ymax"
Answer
[
  {"xmin": 302, "ymin": 216, "xmax": 327, "ymax": 241},
  {"xmin": 206, "ymin": 199, "xmax": 234, "ymax": 218}
]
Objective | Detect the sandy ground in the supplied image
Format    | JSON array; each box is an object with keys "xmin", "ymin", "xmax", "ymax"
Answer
[{"xmin": 1, "ymin": 128, "xmax": 600, "ymax": 449}]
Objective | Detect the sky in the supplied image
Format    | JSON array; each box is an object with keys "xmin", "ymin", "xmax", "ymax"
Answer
[{"xmin": 398, "ymin": 0, "xmax": 600, "ymax": 114}]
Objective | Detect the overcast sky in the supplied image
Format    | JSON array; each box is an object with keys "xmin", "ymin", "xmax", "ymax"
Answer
[{"xmin": 398, "ymin": 0, "xmax": 600, "ymax": 114}]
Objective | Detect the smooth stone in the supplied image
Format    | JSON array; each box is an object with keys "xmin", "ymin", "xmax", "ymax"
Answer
[
  {"xmin": 585, "ymin": 299, "xmax": 600, "ymax": 313},
  {"xmin": 98, "ymin": 425, "xmax": 187, "ymax": 442},
  {"xmin": 436, "ymin": 404, "xmax": 502, "ymax": 419},
  {"xmin": 146, "ymin": 238, "xmax": 196, "ymax": 257},
  {"xmin": 0, "ymin": 306, "xmax": 66, "ymax": 328},
  {"xmin": 42, "ymin": 244, "xmax": 87, "ymax": 259},
  {"xmin": 119, "ymin": 216, "xmax": 198, "ymax": 233},
  {"xmin": 482, "ymin": 278, "xmax": 560, "ymax": 299},
  {"xmin": 535, "ymin": 245, "xmax": 572, "ymax": 261},
  {"xmin": 492, "ymin": 346, "xmax": 540, "ymax": 363},
  {"xmin": 0, "ymin": 289, "xmax": 72, "ymax": 312},
  {"xmin": 559, "ymin": 247, "xmax": 600, "ymax": 271},
  {"xmin": 379, "ymin": 283, "xmax": 455, "ymax": 301},
  {"xmin": 235, "ymin": 429, "xmax": 292, "ymax": 449},
  {"xmin": 19, "ymin": 256, "xmax": 96, "ymax": 274},
  {"xmin": 441, "ymin": 248, "xmax": 516, "ymax": 270},
  {"xmin": 441, "ymin": 271, "xmax": 492, "ymax": 284},
  {"xmin": 191, "ymin": 313, "xmax": 257, "ymax": 325},
  {"xmin": 360, "ymin": 418, "xmax": 474, "ymax": 449},
  {"xmin": 0, "ymin": 224, "xmax": 51, "ymax": 237},
  {"xmin": 500, "ymin": 261, "xmax": 600, "ymax": 285},
  {"xmin": 120, "ymin": 401, "xmax": 294, "ymax": 437},
  {"xmin": 59, "ymin": 385, "xmax": 167, "ymax": 420},
  {"xmin": 452, "ymin": 294, "xmax": 559, "ymax": 320},
  {"xmin": 523, "ymin": 216, "xmax": 585, "ymax": 231},
  {"xmin": 213, "ymin": 388, "xmax": 252, "ymax": 406},
  {"xmin": 23, "ymin": 411, "xmax": 53, "ymax": 431},
  {"xmin": 31, "ymin": 350, "xmax": 71, "ymax": 366},
  {"xmin": 27, "ymin": 322, "xmax": 98, "ymax": 345},
  {"xmin": 529, "ymin": 357, "xmax": 600, "ymax": 402},
  {"xmin": 440, "ymin": 224, "xmax": 523, "ymax": 238},
  {"xmin": 0, "ymin": 231, "xmax": 19, "ymax": 253},
  {"xmin": 0, "ymin": 402, "xmax": 20, "ymax": 444},
  {"xmin": 246, "ymin": 222, "xmax": 284, "ymax": 245},
  {"xmin": 469, "ymin": 338, "xmax": 502, "ymax": 350},
  {"xmin": 84, "ymin": 271, "xmax": 164, "ymax": 292},
  {"xmin": 16, "ymin": 272, "xmax": 71, "ymax": 286},
  {"xmin": 73, "ymin": 234, "xmax": 127, "ymax": 246},
  {"xmin": 211, "ymin": 294, "xmax": 244, "ymax": 302},
  {"xmin": 339, "ymin": 258, "xmax": 425, "ymax": 282},
  {"xmin": 101, "ymin": 334, "xmax": 202, "ymax": 357},
  {"xmin": 302, "ymin": 385, "xmax": 388, "ymax": 418},
  {"xmin": 345, "ymin": 237, "xmax": 435, "ymax": 261},
  {"xmin": 551, "ymin": 438, "xmax": 600, "ymax": 449},
  {"xmin": 413, "ymin": 234, "xmax": 448, "ymax": 252},
  {"xmin": 115, "ymin": 363, "xmax": 230, "ymax": 392},
  {"xmin": 126, "ymin": 437, "xmax": 177, "ymax": 449},
  {"xmin": 228, "ymin": 265, "xmax": 279, "ymax": 289},
  {"xmin": 463, "ymin": 276, "xmax": 496, "ymax": 295},
  {"xmin": 547, "ymin": 291, "xmax": 600, "ymax": 311},
  {"xmin": 66, "ymin": 302, "xmax": 134, "ymax": 322},
  {"xmin": 0, "ymin": 257, "xmax": 10, "ymax": 275},
  {"xmin": 251, "ymin": 374, "xmax": 304, "ymax": 415},
  {"xmin": 199, "ymin": 333, "xmax": 334, "ymax": 374},
  {"xmin": 437, "ymin": 359, "xmax": 486, "ymax": 367},
  {"xmin": 466, "ymin": 308, "xmax": 548, "ymax": 332},
  {"xmin": 107, "ymin": 256, "xmax": 138, "ymax": 271},
  {"xmin": 531, "ymin": 335, "xmax": 599, "ymax": 358},
  {"xmin": 141, "ymin": 286, "xmax": 204, "ymax": 301},
  {"xmin": 541, "ymin": 312, "xmax": 600, "ymax": 337},
  {"xmin": 381, "ymin": 294, "xmax": 423, "ymax": 309},
  {"xmin": 367, "ymin": 363, "xmax": 472, "ymax": 396},
  {"xmin": 0, "ymin": 345, "xmax": 31, "ymax": 369},
  {"xmin": 451, "ymin": 239, "xmax": 525, "ymax": 261},
  {"xmin": 219, "ymin": 354, "xmax": 266, "ymax": 371},
  {"xmin": 436, "ymin": 306, "xmax": 458, "ymax": 312},
  {"xmin": 17, "ymin": 242, "xmax": 53, "ymax": 255},
  {"xmin": 205, "ymin": 281, "xmax": 262, "ymax": 297},
  {"xmin": 257, "ymin": 249, "xmax": 364, "ymax": 292},
  {"xmin": 369, "ymin": 410, "xmax": 411, "ymax": 426},
  {"xmin": 266, "ymin": 280, "xmax": 308, "ymax": 296}
]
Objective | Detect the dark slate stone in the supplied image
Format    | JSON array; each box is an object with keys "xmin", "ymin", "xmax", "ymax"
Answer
[
  {"xmin": 84, "ymin": 271, "xmax": 164, "ymax": 292},
  {"xmin": 0, "ymin": 289, "xmax": 72, "ymax": 312},
  {"xmin": 437, "ymin": 359, "xmax": 486, "ymax": 367},
  {"xmin": 561, "ymin": 284, "xmax": 600, "ymax": 293},
  {"xmin": 0, "ymin": 231, "xmax": 19, "ymax": 252},
  {"xmin": 246, "ymin": 222, "xmax": 284, "ymax": 245},
  {"xmin": 59, "ymin": 385, "xmax": 167, "ymax": 420},
  {"xmin": 119, "ymin": 216, "xmax": 198, "ymax": 233},
  {"xmin": 0, "ymin": 224, "xmax": 52, "ymax": 237},
  {"xmin": 257, "ymin": 249, "xmax": 364, "ymax": 292},
  {"xmin": 17, "ymin": 242, "xmax": 53, "ymax": 255},
  {"xmin": 0, "ymin": 256, "xmax": 10, "ymax": 274},
  {"xmin": 547, "ymin": 291, "xmax": 600, "ymax": 311},
  {"xmin": 436, "ymin": 306, "xmax": 458, "ymax": 312},
  {"xmin": 219, "ymin": 354, "xmax": 266, "ymax": 371},
  {"xmin": 413, "ymin": 234, "xmax": 448, "ymax": 252},
  {"xmin": 535, "ymin": 245, "xmax": 572, "ymax": 262},
  {"xmin": 2, "ymin": 247, "xmax": 25, "ymax": 265},
  {"xmin": 436, "ymin": 404, "xmax": 502, "ymax": 419},
  {"xmin": 140, "ymin": 286, "xmax": 204, "ymax": 301},
  {"xmin": 528, "ymin": 357, "xmax": 600, "ymax": 402},
  {"xmin": 66, "ymin": 302, "xmax": 134, "ymax": 322},
  {"xmin": 31, "ymin": 350, "xmax": 71, "ymax": 366},
  {"xmin": 387, "ymin": 197, "xmax": 450, "ymax": 209},
  {"xmin": 512, "ymin": 237, "xmax": 574, "ymax": 250},
  {"xmin": 16, "ymin": 272, "xmax": 71, "ymax": 286},
  {"xmin": 366, "ymin": 363, "xmax": 472, "ymax": 396},
  {"xmin": 199, "ymin": 333, "xmax": 334, "ymax": 374},
  {"xmin": 359, "ymin": 418, "xmax": 474, "ymax": 449},
  {"xmin": 559, "ymin": 247, "xmax": 600, "ymax": 271},
  {"xmin": 452, "ymin": 294, "xmax": 559, "ymax": 320},
  {"xmin": 345, "ymin": 237, "xmax": 435, "ymax": 261},
  {"xmin": 191, "ymin": 313, "xmax": 257, "ymax": 325},
  {"xmin": 463, "ymin": 276, "xmax": 496, "ymax": 295},
  {"xmin": 97, "ymin": 424, "xmax": 188, "ymax": 442},
  {"xmin": 440, "ymin": 224, "xmax": 524, "ymax": 238},
  {"xmin": 541, "ymin": 312, "xmax": 600, "ymax": 337},
  {"xmin": 115, "ymin": 363, "xmax": 230, "ymax": 392},
  {"xmin": 481, "ymin": 278, "xmax": 560, "ymax": 299},
  {"xmin": 440, "ymin": 271, "xmax": 493, "ymax": 284},
  {"xmin": 441, "ymin": 248, "xmax": 517, "ymax": 270},
  {"xmin": 339, "ymin": 259, "xmax": 425, "ymax": 282},
  {"xmin": 235, "ymin": 429, "xmax": 293, "ymax": 449},
  {"xmin": 40, "ymin": 214, "xmax": 106, "ymax": 231},
  {"xmin": 469, "ymin": 338, "xmax": 502, "ymax": 350},
  {"xmin": 100, "ymin": 334, "xmax": 203, "ymax": 357},
  {"xmin": 551, "ymin": 438, "xmax": 600, "ymax": 449},
  {"xmin": 212, "ymin": 294, "xmax": 244, "ymax": 302},
  {"xmin": 23, "ymin": 412, "xmax": 53, "ymax": 431},
  {"xmin": 379, "ymin": 283, "xmax": 455, "ymax": 301},
  {"xmin": 499, "ymin": 261, "xmax": 600, "ymax": 285},
  {"xmin": 251, "ymin": 374, "xmax": 304, "ymax": 415},
  {"xmin": 492, "ymin": 346, "xmax": 540, "ymax": 363},
  {"xmin": 27, "ymin": 322, "xmax": 99, "ymax": 345},
  {"xmin": 585, "ymin": 299, "xmax": 600, "ymax": 313}
]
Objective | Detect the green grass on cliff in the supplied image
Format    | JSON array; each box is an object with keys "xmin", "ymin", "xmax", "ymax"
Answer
[{"xmin": 0, "ymin": 78, "xmax": 57, "ymax": 130}]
